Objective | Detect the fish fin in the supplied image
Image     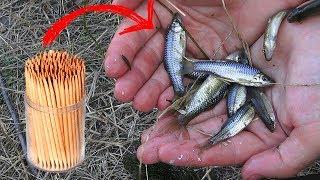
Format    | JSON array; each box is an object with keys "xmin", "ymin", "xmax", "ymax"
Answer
[
  {"xmin": 158, "ymin": 109, "xmax": 174, "ymax": 119},
  {"xmin": 153, "ymin": 116, "xmax": 180, "ymax": 137},
  {"xmin": 154, "ymin": 116, "xmax": 191, "ymax": 142},
  {"xmin": 194, "ymin": 138, "xmax": 216, "ymax": 150},
  {"xmin": 237, "ymin": 78, "xmax": 252, "ymax": 85},
  {"xmin": 159, "ymin": 83, "xmax": 200, "ymax": 119},
  {"xmin": 181, "ymin": 57, "xmax": 195, "ymax": 75}
]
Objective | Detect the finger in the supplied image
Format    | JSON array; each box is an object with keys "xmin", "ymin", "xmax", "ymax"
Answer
[
  {"xmin": 139, "ymin": 115, "xmax": 270, "ymax": 167},
  {"xmin": 242, "ymin": 124, "xmax": 320, "ymax": 179},
  {"xmin": 105, "ymin": 1, "xmax": 175, "ymax": 78},
  {"xmin": 137, "ymin": 135, "xmax": 177, "ymax": 164},
  {"xmin": 220, "ymin": 0, "xmax": 306, "ymax": 52},
  {"xmin": 183, "ymin": 14, "xmax": 227, "ymax": 59},
  {"xmin": 172, "ymin": 0, "xmax": 306, "ymax": 58},
  {"xmin": 104, "ymin": 1, "xmax": 160, "ymax": 78},
  {"xmin": 157, "ymin": 131, "xmax": 267, "ymax": 167},
  {"xmin": 157, "ymin": 86, "xmax": 174, "ymax": 110},
  {"xmin": 114, "ymin": 31, "xmax": 164, "ymax": 102},
  {"xmin": 132, "ymin": 64, "xmax": 170, "ymax": 112}
]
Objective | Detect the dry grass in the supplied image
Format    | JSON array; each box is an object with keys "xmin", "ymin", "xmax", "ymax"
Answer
[{"xmin": 0, "ymin": 0, "xmax": 319, "ymax": 179}]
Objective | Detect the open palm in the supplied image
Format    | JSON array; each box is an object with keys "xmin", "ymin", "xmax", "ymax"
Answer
[{"xmin": 105, "ymin": 0, "xmax": 320, "ymax": 179}]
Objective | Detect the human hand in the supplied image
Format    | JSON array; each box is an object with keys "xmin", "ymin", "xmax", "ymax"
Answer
[
  {"xmin": 135, "ymin": 4, "xmax": 320, "ymax": 180},
  {"xmin": 104, "ymin": 0, "xmax": 305, "ymax": 112},
  {"xmin": 105, "ymin": 0, "xmax": 320, "ymax": 179}
]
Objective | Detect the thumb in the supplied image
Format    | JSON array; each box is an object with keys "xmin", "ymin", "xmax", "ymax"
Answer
[{"xmin": 242, "ymin": 124, "xmax": 320, "ymax": 179}]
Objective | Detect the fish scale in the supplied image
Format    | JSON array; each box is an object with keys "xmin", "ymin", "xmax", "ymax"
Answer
[
  {"xmin": 249, "ymin": 88, "xmax": 276, "ymax": 132},
  {"xmin": 164, "ymin": 14, "xmax": 186, "ymax": 96},
  {"xmin": 227, "ymin": 84, "xmax": 247, "ymax": 117},
  {"xmin": 227, "ymin": 50, "xmax": 248, "ymax": 117},
  {"xmin": 185, "ymin": 71, "xmax": 208, "ymax": 80},
  {"xmin": 210, "ymin": 102, "xmax": 255, "ymax": 145},
  {"xmin": 178, "ymin": 76, "xmax": 228, "ymax": 126},
  {"xmin": 190, "ymin": 61, "xmax": 274, "ymax": 87}
]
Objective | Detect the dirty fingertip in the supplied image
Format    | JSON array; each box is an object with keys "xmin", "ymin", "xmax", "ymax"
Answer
[
  {"xmin": 157, "ymin": 87, "xmax": 174, "ymax": 110},
  {"xmin": 104, "ymin": 54, "xmax": 129, "ymax": 78},
  {"xmin": 114, "ymin": 79, "xmax": 135, "ymax": 102},
  {"xmin": 137, "ymin": 144, "xmax": 160, "ymax": 164}
]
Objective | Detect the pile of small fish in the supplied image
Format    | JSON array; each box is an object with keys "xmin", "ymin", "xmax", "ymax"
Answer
[
  {"xmin": 163, "ymin": 14, "xmax": 275, "ymax": 146},
  {"xmin": 162, "ymin": 0, "xmax": 320, "ymax": 146}
]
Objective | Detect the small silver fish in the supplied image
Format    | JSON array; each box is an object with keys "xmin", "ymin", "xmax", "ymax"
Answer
[
  {"xmin": 263, "ymin": 10, "xmax": 288, "ymax": 61},
  {"xmin": 164, "ymin": 14, "xmax": 186, "ymax": 96},
  {"xmin": 183, "ymin": 58, "xmax": 208, "ymax": 80},
  {"xmin": 183, "ymin": 60, "xmax": 275, "ymax": 87},
  {"xmin": 287, "ymin": 0, "xmax": 320, "ymax": 23},
  {"xmin": 178, "ymin": 52, "xmax": 244, "ymax": 125},
  {"xmin": 227, "ymin": 84, "xmax": 247, "ymax": 117},
  {"xmin": 226, "ymin": 50, "xmax": 249, "ymax": 117},
  {"xmin": 157, "ymin": 82, "xmax": 202, "ymax": 119},
  {"xmin": 249, "ymin": 88, "xmax": 276, "ymax": 132},
  {"xmin": 209, "ymin": 102, "xmax": 255, "ymax": 146},
  {"xmin": 178, "ymin": 76, "xmax": 228, "ymax": 126}
]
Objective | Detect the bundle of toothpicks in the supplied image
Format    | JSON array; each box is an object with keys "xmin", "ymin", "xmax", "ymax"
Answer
[{"xmin": 25, "ymin": 50, "xmax": 86, "ymax": 172}]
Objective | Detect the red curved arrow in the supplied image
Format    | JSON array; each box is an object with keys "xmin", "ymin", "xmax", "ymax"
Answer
[{"xmin": 43, "ymin": 0, "xmax": 154, "ymax": 47}]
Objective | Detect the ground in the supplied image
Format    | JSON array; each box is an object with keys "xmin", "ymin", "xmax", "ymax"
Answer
[{"xmin": 0, "ymin": 0, "xmax": 319, "ymax": 179}]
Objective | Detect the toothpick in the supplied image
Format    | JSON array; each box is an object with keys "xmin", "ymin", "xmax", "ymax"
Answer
[{"xmin": 25, "ymin": 50, "xmax": 85, "ymax": 171}]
